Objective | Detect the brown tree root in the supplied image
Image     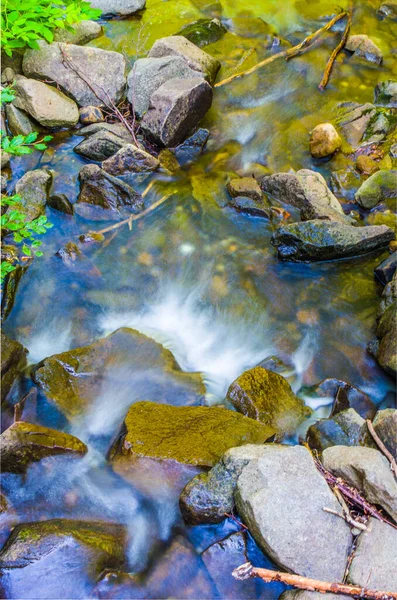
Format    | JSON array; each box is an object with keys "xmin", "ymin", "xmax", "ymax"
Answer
[{"xmin": 232, "ymin": 562, "xmax": 397, "ymax": 599}]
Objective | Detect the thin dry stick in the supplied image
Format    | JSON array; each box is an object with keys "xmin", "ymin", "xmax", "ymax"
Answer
[
  {"xmin": 215, "ymin": 11, "xmax": 347, "ymax": 88},
  {"xmin": 323, "ymin": 506, "xmax": 367, "ymax": 531},
  {"xmin": 318, "ymin": 8, "xmax": 352, "ymax": 90},
  {"xmin": 232, "ymin": 562, "xmax": 397, "ymax": 599},
  {"xmin": 367, "ymin": 419, "xmax": 397, "ymax": 479},
  {"xmin": 333, "ymin": 487, "xmax": 368, "ymax": 531},
  {"xmin": 95, "ymin": 193, "xmax": 174, "ymax": 236}
]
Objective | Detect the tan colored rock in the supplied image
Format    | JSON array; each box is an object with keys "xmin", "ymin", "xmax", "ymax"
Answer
[{"xmin": 309, "ymin": 123, "xmax": 342, "ymax": 158}]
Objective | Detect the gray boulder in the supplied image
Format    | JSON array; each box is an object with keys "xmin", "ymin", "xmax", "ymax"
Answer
[
  {"xmin": 22, "ymin": 41, "xmax": 126, "ymax": 107},
  {"xmin": 348, "ymin": 518, "xmax": 397, "ymax": 592},
  {"xmin": 90, "ymin": 0, "xmax": 145, "ymax": 16},
  {"xmin": 5, "ymin": 104, "xmax": 35, "ymax": 136},
  {"xmin": 14, "ymin": 169, "xmax": 52, "ymax": 221},
  {"xmin": 74, "ymin": 130, "xmax": 128, "ymax": 161},
  {"xmin": 375, "ymin": 299, "xmax": 397, "ymax": 375},
  {"xmin": 235, "ymin": 445, "xmax": 352, "ymax": 580},
  {"xmin": 375, "ymin": 79, "xmax": 397, "ymax": 107},
  {"xmin": 148, "ymin": 36, "xmax": 220, "ymax": 85},
  {"xmin": 78, "ymin": 122, "xmax": 133, "ymax": 142},
  {"xmin": 373, "ymin": 409, "xmax": 397, "ymax": 461},
  {"xmin": 355, "ymin": 170, "xmax": 397, "ymax": 209},
  {"xmin": 102, "ymin": 143, "xmax": 159, "ymax": 174},
  {"xmin": 375, "ymin": 252, "xmax": 397, "ymax": 285},
  {"xmin": 322, "ymin": 445, "xmax": 397, "ymax": 522},
  {"xmin": 261, "ymin": 170, "xmax": 352, "ymax": 224},
  {"xmin": 306, "ymin": 408, "xmax": 372, "ymax": 453},
  {"xmin": 53, "ymin": 20, "xmax": 103, "ymax": 45},
  {"xmin": 13, "ymin": 76, "xmax": 79, "ymax": 128},
  {"xmin": 271, "ymin": 220, "xmax": 394, "ymax": 262},
  {"xmin": 346, "ymin": 34, "xmax": 383, "ymax": 65},
  {"xmin": 127, "ymin": 56, "xmax": 199, "ymax": 117},
  {"xmin": 336, "ymin": 102, "xmax": 377, "ymax": 147},
  {"xmin": 141, "ymin": 77, "xmax": 212, "ymax": 147},
  {"xmin": 76, "ymin": 164, "xmax": 143, "ymax": 220}
]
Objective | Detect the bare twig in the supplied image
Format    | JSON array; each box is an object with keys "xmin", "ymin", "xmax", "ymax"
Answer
[
  {"xmin": 225, "ymin": 512, "xmax": 249, "ymax": 531},
  {"xmin": 323, "ymin": 506, "xmax": 367, "ymax": 531},
  {"xmin": 367, "ymin": 419, "xmax": 397, "ymax": 479},
  {"xmin": 214, "ymin": 11, "xmax": 347, "ymax": 88},
  {"xmin": 318, "ymin": 8, "xmax": 352, "ymax": 90},
  {"xmin": 232, "ymin": 562, "xmax": 397, "ymax": 599}
]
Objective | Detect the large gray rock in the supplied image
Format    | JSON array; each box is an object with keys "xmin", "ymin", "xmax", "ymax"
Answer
[
  {"xmin": 127, "ymin": 56, "xmax": 199, "ymax": 117},
  {"xmin": 261, "ymin": 170, "xmax": 352, "ymax": 224},
  {"xmin": 5, "ymin": 104, "xmax": 35, "ymax": 136},
  {"xmin": 348, "ymin": 518, "xmax": 397, "ymax": 592},
  {"xmin": 355, "ymin": 170, "xmax": 397, "ymax": 209},
  {"xmin": 53, "ymin": 20, "xmax": 103, "ymax": 44},
  {"xmin": 14, "ymin": 169, "xmax": 52, "ymax": 221},
  {"xmin": 102, "ymin": 143, "xmax": 159, "ymax": 174},
  {"xmin": 373, "ymin": 409, "xmax": 397, "ymax": 461},
  {"xmin": 235, "ymin": 445, "xmax": 352, "ymax": 580},
  {"xmin": 22, "ymin": 41, "xmax": 126, "ymax": 107},
  {"xmin": 76, "ymin": 164, "xmax": 143, "ymax": 220},
  {"xmin": 346, "ymin": 35, "xmax": 383, "ymax": 65},
  {"xmin": 74, "ymin": 130, "xmax": 128, "ymax": 161},
  {"xmin": 271, "ymin": 220, "xmax": 394, "ymax": 262},
  {"xmin": 322, "ymin": 446, "xmax": 397, "ymax": 522},
  {"xmin": 336, "ymin": 102, "xmax": 377, "ymax": 147},
  {"xmin": 306, "ymin": 408, "xmax": 372, "ymax": 453},
  {"xmin": 1, "ymin": 332, "xmax": 27, "ymax": 404},
  {"xmin": 90, "ymin": 0, "xmax": 145, "ymax": 16},
  {"xmin": 141, "ymin": 77, "xmax": 212, "ymax": 147},
  {"xmin": 13, "ymin": 76, "xmax": 78, "ymax": 128},
  {"xmin": 148, "ymin": 36, "xmax": 220, "ymax": 85},
  {"xmin": 78, "ymin": 122, "xmax": 133, "ymax": 141}
]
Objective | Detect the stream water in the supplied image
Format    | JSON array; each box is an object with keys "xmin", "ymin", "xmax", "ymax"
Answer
[{"xmin": 1, "ymin": 0, "xmax": 397, "ymax": 598}]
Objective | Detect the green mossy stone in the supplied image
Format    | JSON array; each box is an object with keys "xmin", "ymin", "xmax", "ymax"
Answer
[
  {"xmin": 1, "ymin": 421, "xmax": 88, "ymax": 473},
  {"xmin": 226, "ymin": 366, "xmax": 311, "ymax": 435},
  {"xmin": 1, "ymin": 332, "xmax": 27, "ymax": 404},
  {"xmin": 355, "ymin": 170, "xmax": 397, "ymax": 209},
  {"xmin": 176, "ymin": 18, "xmax": 226, "ymax": 47}
]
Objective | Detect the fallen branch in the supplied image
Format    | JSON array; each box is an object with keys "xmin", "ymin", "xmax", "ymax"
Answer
[
  {"xmin": 323, "ymin": 505, "xmax": 367, "ymax": 531},
  {"xmin": 367, "ymin": 419, "xmax": 397, "ymax": 479},
  {"xmin": 232, "ymin": 562, "xmax": 397, "ymax": 599},
  {"xmin": 318, "ymin": 7, "xmax": 352, "ymax": 90},
  {"xmin": 214, "ymin": 11, "xmax": 347, "ymax": 88}
]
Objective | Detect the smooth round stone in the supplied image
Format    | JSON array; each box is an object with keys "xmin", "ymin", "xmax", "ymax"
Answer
[
  {"xmin": 79, "ymin": 106, "xmax": 104, "ymax": 125},
  {"xmin": 309, "ymin": 123, "xmax": 342, "ymax": 158}
]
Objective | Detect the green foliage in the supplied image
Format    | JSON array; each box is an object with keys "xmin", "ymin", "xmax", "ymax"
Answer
[
  {"xmin": 1, "ymin": 194, "xmax": 53, "ymax": 282},
  {"xmin": 1, "ymin": 0, "xmax": 102, "ymax": 56},
  {"xmin": 1, "ymin": 131, "xmax": 53, "ymax": 156},
  {"xmin": 1, "ymin": 85, "xmax": 16, "ymax": 104}
]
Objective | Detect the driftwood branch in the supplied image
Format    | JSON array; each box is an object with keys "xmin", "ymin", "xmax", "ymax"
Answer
[
  {"xmin": 367, "ymin": 419, "xmax": 397, "ymax": 479},
  {"xmin": 318, "ymin": 7, "xmax": 352, "ymax": 90},
  {"xmin": 232, "ymin": 562, "xmax": 397, "ymax": 599},
  {"xmin": 214, "ymin": 11, "xmax": 348, "ymax": 88}
]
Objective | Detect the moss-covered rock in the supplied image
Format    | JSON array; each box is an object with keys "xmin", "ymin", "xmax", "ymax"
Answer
[
  {"xmin": 226, "ymin": 177, "xmax": 262, "ymax": 201},
  {"xmin": 1, "ymin": 421, "xmax": 87, "ymax": 473},
  {"xmin": 1, "ymin": 265, "xmax": 27, "ymax": 322},
  {"xmin": 1, "ymin": 332, "xmax": 27, "ymax": 404},
  {"xmin": 226, "ymin": 366, "xmax": 310, "ymax": 435},
  {"xmin": 109, "ymin": 401, "xmax": 275, "ymax": 492},
  {"xmin": 376, "ymin": 300, "xmax": 397, "ymax": 375},
  {"xmin": 32, "ymin": 328, "xmax": 205, "ymax": 421},
  {"xmin": 355, "ymin": 170, "xmax": 397, "ymax": 209},
  {"xmin": 176, "ymin": 18, "xmax": 226, "ymax": 47},
  {"xmin": 306, "ymin": 408, "xmax": 373, "ymax": 453},
  {"xmin": 0, "ymin": 519, "xmax": 126, "ymax": 599},
  {"xmin": 14, "ymin": 169, "xmax": 52, "ymax": 221},
  {"xmin": 374, "ymin": 79, "xmax": 397, "ymax": 107}
]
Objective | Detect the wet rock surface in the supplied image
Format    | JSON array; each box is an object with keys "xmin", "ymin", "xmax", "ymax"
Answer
[
  {"xmin": 271, "ymin": 220, "xmax": 394, "ymax": 262},
  {"xmin": 176, "ymin": 18, "xmax": 226, "ymax": 48},
  {"xmin": 345, "ymin": 35, "xmax": 383, "ymax": 65},
  {"xmin": 355, "ymin": 170, "xmax": 397, "ymax": 209},
  {"xmin": 91, "ymin": 0, "xmax": 146, "ymax": 17},
  {"xmin": 374, "ymin": 252, "xmax": 397, "ymax": 285},
  {"xmin": 1, "ymin": 332, "xmax": 27, "ymax": 404},
  {"xmin": 309, "ymin": 123, "xmax": 342, "ymax": 158},
  {"xmin": 48, "ymin": 193, "xmax": 74, "ymax": 215},
  {"xmin": 102, "ymin": 144, "xmax": 160, "ymax": 174},
  {"xmin": 374, "ymin": 79, "xmax": 397, "ymax": 107},
  {"xmin": 305, "ymin": 378, "xmax": 377, "ymax": 419},
  {"xmin": 5, "ymin": 104, "xmax": 35, "ymax": 136},
  {"xmin": 74, "ymin": 130, "xmax": 128, "ymax": 161},
  {"xmin": 336, "ymin": 102, "xmax": 377, "ymax": 147},
  {"xmin": 226, "ymin": 177, "xmax": 262, "ymax": 201},
  {"xmin": 227, "ymin": 195, "xmax": 270, "ymax": 218},
  {"xmin": 14, "ymin": 169, "xmax": 52, "ymax": 221},
  {"xmin": 373, "ymin": 409, "xmax": 397, "ymax": 461},
  {"xmin": 306, "ymin": 408, "xmax": 372, "ymax": 452},
  {"xmin": 1, "ymin": 421, "xmax": 88, "ymax": 473}
]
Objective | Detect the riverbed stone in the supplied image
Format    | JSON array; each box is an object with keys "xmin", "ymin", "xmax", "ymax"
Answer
[
  {"xmin": 309, "ymin": 123, "xmax": 342, "ymax": 158},
  {"xmin": 226, "ymin": 366, "xmax": 310, "ymax": 435},
  {"xmin": 13, "ymin": 76, "xmax": 79, "ymax": 128},
  {"xmin": 375, "ymin": 252, "xmax": 396, "ymax": 285},
  {"xmin": 4, "ymin": 104, "xmax": 35, "ymax": 136},
  {"xmin": 0, "ymin": 519, "xmax": 126, "ymax": 599},
  {"xmin": 176, "ymin": 18, "xmax": 226, "ymax": 48},
  {"xmin": 374, "ymin": 79, "xmax": 397, "ymax": 107},
  {"xmin": 148, "ymin": 36, "xmax": 220, "ymax": 85},
  {"xmin": 347, "ymin": 518, "xmax": 397, "ymax": 592},
  {"xmin": 91, "ymin": 0, "xmax": 145, "ymax": 16},
  {"xmin": 306, "ymin": 408, "xmax": 372, "ymax": 453},
  {"xmin": 33, "ymin": 327, "xmax": 206, "ymax": 421},
  {"xmin": 1, "ymin": 333, "xmax": 27, "ymax": 404},
  {"xmin": 346, "ymin": 35, "xmax": 383, "ymax": 65},
  {"xmin": 373, "ymin": 409, "xmax": 397, "ymax": 461},
  {"xmin": 76, "ymin": 164, "xmax": 143, "ymax": 220},
  {"xmin": 378, "ymin": 0, "xmax": 397, "ymax": 19},
  {"xmin": 304, "ymin": 378, "xmax": 376, "ymax": 420},
  {"xmin": 323, "ymin": 445, "xmax": 397, "ymax": 522},
  {"xmin": 14, "ymin": 169, "xmax": 52, "ymax": 221},
  {"xmin": 173, "ymin": 127, "xmax": 209, "ymax": 162},
  {"xmin": 53, "ymin": 20, "xmax": 103, "ymax": 45},
  {"xmin": 127, "ymin": 56, "xmax": 200, "ymax": 118},
  {"xmin": 336, "ymin": 102, "xmax": 377, "ymax": 147},
  {"xmin": 227, "ymin": 196, "xmax": 271, "ymax": 218},
  {"xmin": 109, "ymin": 402, "xmax": 275, "ymax": 493},
  {"xmin": 271, "ymin": 220, "xmax": 395, "ymax": 262},
  {"xmin": 355, "ymin": 169, "xmax": 397, "ymax": 209},
  {"xmin": 74, "ymin": 130, "xmax": 128, "ymax": 161},
  {"xmin": 22, "ymin": 41, "xmax": 126, "ymax": 107},
  {"xmin": 375, "ymin": 299, "xmax": 397, "ymax": 375},
  {"xmin": 48, "ymin": 193, "xmax": 74, "ymax": 215},
  {"xmin": 1, "ymin": 421, "xmax": 87, "ymax": 473},
  {"xmin": 261, "ymin": 170, "xmax": 351, "ymax": 224},
  {"xmin": 79, "ymin": 106, "xmax": 104, "ymax": 125},
  {"xmin": 378, "ymin": 272, "xmax": 397, "ymax": 316},
  {"xmin": 355, "ymin": 155, "xmax": 379, "ymax": 175},
  {"xmin": 141, "ymin": 77, "xmax": 213, "ymax": 147},
  {"xmin": 78, "ymin": 122, "xmax": 133, "ymax": 141},
  {"xmin": 235, "ymin": 445, "xmax": 352, "ymax": 580},
  {"xmin": 102, "ymin": 143, "xmax": 159, "ymax": 174},
  {"xmin": 226, "ymin": 177, "xmax": 262, "ymax": 201}
]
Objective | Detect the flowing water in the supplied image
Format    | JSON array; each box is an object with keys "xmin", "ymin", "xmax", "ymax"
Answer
[{"xmin": 1, "ymin": 0, "xmax": 397, "ymax": 597}]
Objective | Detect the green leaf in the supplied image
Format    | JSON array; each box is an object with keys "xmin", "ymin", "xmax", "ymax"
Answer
[
  {"xmin": 34, "ymin": 143, "xmax": 47, "ymax": 150},
  {"xmin": 42, "ymin": 135, "xmax": 53, "ymax": 142},
  {"xmin": 22, "ymin": 244, "xmax": 32, "ymax": 256},
  {"xmin": 23, "ymin": 131, "xmax": 38, "ymax": 144}
]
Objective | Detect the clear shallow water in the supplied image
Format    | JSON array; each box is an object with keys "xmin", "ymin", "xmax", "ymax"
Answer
[{"xmin": 1, "ymin": 0, "xmax": 397, "ymax": 597}]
